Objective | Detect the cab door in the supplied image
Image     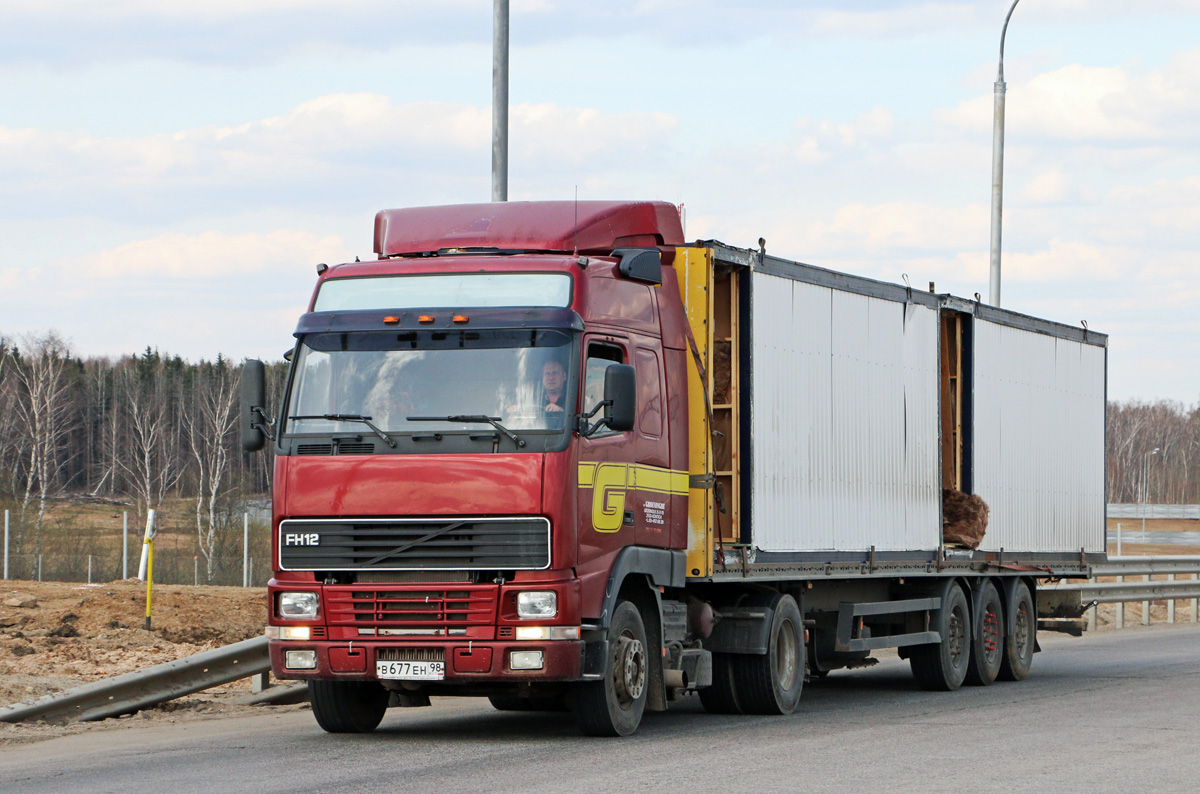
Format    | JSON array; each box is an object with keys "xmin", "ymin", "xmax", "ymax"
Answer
[{"xmin": 576, "ymin": 334, "xmax": 676, "ymax": 557}]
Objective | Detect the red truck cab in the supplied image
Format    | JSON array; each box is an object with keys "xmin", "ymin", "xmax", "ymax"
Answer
[{"xmin": 245, "ymin": 201, "xmax": 691, "ymax": 735}]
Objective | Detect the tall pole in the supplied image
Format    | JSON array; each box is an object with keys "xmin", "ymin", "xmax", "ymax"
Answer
[
  {"xmin": 243, "ymin": 512, "xmax": 250, "ymax": 588},
  {"xmin": 989, "ymin": 0, "xmax": 1020, "ymax": 307},
  {"xmin": 492, "ymin": 0, "xmax": 509, "ymax": 202}
]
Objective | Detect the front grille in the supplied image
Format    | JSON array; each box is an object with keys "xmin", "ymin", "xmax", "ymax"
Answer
[
  {"xmin": 376, "ymin": 647, "xmax": 446, "ymax": 662},
  {"xmin": 356, "ymin": 570, "xmax": 472, "ymax": 583},
  {"xmin": 325, "ymin": 586, "xmax": 496, "ymax": 632},
  {"xmin": 279, "ymin": 517, "xmax": 551, "ymax": 571}
]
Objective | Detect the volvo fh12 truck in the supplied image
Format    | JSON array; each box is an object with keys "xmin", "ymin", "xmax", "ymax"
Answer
[{"xmin": 242, "ymin": 200, "xmax": 1106, "ymax": 736}]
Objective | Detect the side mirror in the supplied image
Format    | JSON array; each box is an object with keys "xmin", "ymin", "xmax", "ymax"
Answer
[
  {"xmin": 241, "ymin": 359, "xmax": 267, "ymax": 452},
  {"xmin": 603, "ymin": 363, "xmax": 636, "ymax": 432}
]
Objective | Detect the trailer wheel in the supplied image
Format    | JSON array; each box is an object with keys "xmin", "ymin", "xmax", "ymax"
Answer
[
  {"xmin": 570, "ymin": 599, "xmax": 648, "ymax": 736},
  {"xmin": 997, "ymin": 580, "xmax": 1035, "ymax": 681},
  {"xmin": 308, "ymin": 680, "xmax": 389, "ymax": 733},
  {"xmin": 910, "ymin": 582, "xmax": 971, "ymax": 691},
  {"xmin": 732, "ymin": 593, "xmax": 805, "ymax": 715},
  {"xmin": 698, "ymin": 652, "xmax": 743, "ymax": 714},
  {"xmin": 965, "ymin": 580, "xmax": 1005, "ymax": 686}
]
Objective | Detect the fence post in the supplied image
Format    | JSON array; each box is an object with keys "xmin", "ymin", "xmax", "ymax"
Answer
[
  {"xmin": 1167, "ymin": 574, "xmax": 1176, "ymax": 623},
  {"xmin": 38, "ymin": 554, "xmax": 42, "ymax": 582},
  {"xmin": 1192, "ymin": 573, "xmax": 1198, "ymax": 624},
  {"xmin": 88, "ymin": 555, "xmax": 92, "ymax": 585},
  {"xmin": 1087, "ymin": 579, "xmax": 1097, "ymax": 633},
  {"xmin": 243, "ymin": 512, "xmax": 249, "ymax": 588},
  {"xmin": 194, "ymin": 556, "xmax": 198, "ymax": 587},
  {"xmin": 3, "ymin": 509, "xmax": 8, "ymax": 580},
  {"xmin": 122, "ymin": 511, "xmax": 129, "ymax": 580},
  {"xmin": 1116, "ymin": 575, "xmax": 1125, "ymax": 628},
  {"xmin": 1116, "ymin": 522, "xmax": 1121, "ymax": 556},
  {"xmin": 1142, "ymin": 574, "xmax": 1151, "ymax": 626}
]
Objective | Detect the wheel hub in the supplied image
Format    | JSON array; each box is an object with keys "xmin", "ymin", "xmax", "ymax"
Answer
[
  {"xmin": 613, "ymin": 633, "xmax": 646, "ymax": 705},
  {"xmin": 948, "ymin": 608, "xmax": 966, "ymax": 663}
]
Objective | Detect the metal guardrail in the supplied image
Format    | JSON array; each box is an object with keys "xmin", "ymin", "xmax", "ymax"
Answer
[
  {"xmin": 1107, "ymin": 504, "xmax": 1200, "ymax": 520},
  {"xmin": 0, "ymin": 635, "xmax": 270, "ymax": 724},
  {"xmin": 1040, "ymin": 555, "xmax": 1200, "ymax": 630}
]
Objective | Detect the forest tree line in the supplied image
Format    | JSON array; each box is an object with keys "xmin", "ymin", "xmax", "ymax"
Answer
[
  {"xmin": 1, "ymin": 331, "xmax": 1198, "ymax": 580},
  {"xmin": 0, "ymin": 332, "xmax": 286, "ymax": 582}
]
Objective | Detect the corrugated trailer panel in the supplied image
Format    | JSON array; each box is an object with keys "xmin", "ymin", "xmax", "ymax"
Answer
[
  {"xmin": 750, "ymin": 272, "xmax": 940, "ymax": 552},
  {"xmin": 973, "ymin": 322, "xmax": 1106, "ymax": 553}
]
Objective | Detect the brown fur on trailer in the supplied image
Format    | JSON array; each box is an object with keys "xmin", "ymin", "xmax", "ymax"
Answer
[{"xmin": 942, "ymin": 488, "xmax": 989, "ymax": 549}]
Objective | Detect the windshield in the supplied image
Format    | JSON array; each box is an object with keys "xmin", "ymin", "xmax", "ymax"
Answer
[{"xmin": 285, "ymin": 329, "xmax": 575, "ymax": 435}]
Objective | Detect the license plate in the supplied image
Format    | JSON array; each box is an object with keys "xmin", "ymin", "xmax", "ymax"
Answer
[{"xmin": 376, "ymin": 660, "xmax": 445, "ymax": 681}]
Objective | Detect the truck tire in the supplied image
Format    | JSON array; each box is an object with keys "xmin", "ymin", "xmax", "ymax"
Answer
[
  {"xmin": 731, "ymin": 593, "xmax": 805, "ymax": 715},
  {"xmin": 698, "ymin": 652, "xmax": 743, "ymax": 714},
  {"xmin": 965, "ymin": 580, "xmax": 1005, "ymax": 686},
  {"xmin": 909, "ymin": 582, "xmax": 971, "ymax": 691},
  {"xmin": 308, "ymin": 680, "xmax": 389, "ymax": 733},
  {"xmin": 997, "ymin": 579, "xmax": 1035, "ymax": 681},
  {"xmin": 570, "ymin": 599, "xmax": 648, "ymax": 736}
]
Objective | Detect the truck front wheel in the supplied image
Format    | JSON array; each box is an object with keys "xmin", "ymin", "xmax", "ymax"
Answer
[
  {"xmin": 570, "ymin": 600, "xmax": 648, "ymax": 736},
  {"xmin": 309, "ymin": 679, "xmax": 390, "ymax": 733}
]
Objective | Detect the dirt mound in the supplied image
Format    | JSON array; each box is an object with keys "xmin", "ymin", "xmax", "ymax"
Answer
[{"xmin": 0, "ymin": 580, "xmax": 266, "ymax": 709}]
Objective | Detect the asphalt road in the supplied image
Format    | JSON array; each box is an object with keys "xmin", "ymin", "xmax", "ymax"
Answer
[{"xmin": 3, "ymin": 625, "xmax": 1198, "ymax": 794}]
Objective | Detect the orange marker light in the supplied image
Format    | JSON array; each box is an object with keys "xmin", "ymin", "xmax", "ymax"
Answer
[
  {"xmin": 418, "ymin": 315, "xmax": 435, "ymax": 323},
  {"xmin": 383, "ymin": 316, "xmax": 400, "ymax": 325},
  {"xmin": 452, "ymin": 315, "xmax": 469, "ymax": 323}
]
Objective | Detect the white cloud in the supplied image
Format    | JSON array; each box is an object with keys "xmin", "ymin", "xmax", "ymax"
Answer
[
  {"xmin": 5, "ymin": 1, "xmax": 479, "ymax": 22},
  {"xmin": 804, "ymin": 201, "xmax": 987, "ymax": 255},
  {"xmin": 811, "ymin": 3, "xmax": 982, "ymax": 37},
  {"xmin": 71, "ymin": 230, "xmax": 347, "ymax": 280},
  {"xmin": 1002, "ymin": 238, "xmax": 1124, "ymax": 282},
  {"xmin": 512, "ymin": 104, "xmax": 677, "ymax": 163},
  {"xmin": 937, "ymin": 48, "xmax": 1200, "ymax": 142},
  {"xmin": 0, "ymin": 265, "xmax": 41, "ymax": 291},
  {"xmin": 0, "ymin": 95, "xmax": 677, "ymax": 212},
  {"xmin": 1022, "ymin": 170, "xmax": 1075, "ymax": 203}
]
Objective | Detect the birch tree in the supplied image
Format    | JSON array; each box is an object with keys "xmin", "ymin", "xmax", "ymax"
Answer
[{"xmin": 185, "ymin": 357, "xmax": 238, "ymax": 582}]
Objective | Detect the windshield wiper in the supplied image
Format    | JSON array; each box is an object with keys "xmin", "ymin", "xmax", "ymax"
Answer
[
  {"xmin": 290, "ymin": 414, "xmax": 397, "ymax": 448},
  {"xmin": 407, "ymin": 415, "xmax": 526, "ymax": 448}
]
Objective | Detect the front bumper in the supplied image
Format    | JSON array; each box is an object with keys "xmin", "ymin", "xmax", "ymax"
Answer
[{"xmin": 269, "ymin": 639, "xmax": 584, "ymax": 683}]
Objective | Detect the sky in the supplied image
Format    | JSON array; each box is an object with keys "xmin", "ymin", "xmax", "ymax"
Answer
[{"xmin": 1, "ymin": 0, "xmax": 1197, "ymax": 403}]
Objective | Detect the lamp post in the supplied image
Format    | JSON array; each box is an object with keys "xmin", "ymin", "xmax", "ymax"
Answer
[
  {"xmin": 988, "ymin": 0, "xmax": 1021, "ymax": 307},
  {"xmin": 491, "ymin": 0, "xmax": 509, "ymax": 202}
]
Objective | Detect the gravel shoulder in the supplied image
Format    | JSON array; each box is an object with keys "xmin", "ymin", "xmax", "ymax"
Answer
[{"xmin": 0, "ymin": 579, "xmax": 309, "ymax": 748}]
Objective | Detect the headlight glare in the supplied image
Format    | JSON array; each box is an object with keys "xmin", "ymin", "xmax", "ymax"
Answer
[
  {"xmin": 516, "ymin": 590, "xmax": 557, "ymax": 619},
  {"xmin": 279, "ymin": 591, "xmax": 319, "ymax": 619}
]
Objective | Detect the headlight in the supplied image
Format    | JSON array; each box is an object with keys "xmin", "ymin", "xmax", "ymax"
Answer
[
  {"xmin": 510, "ymin": 650, "xmax": 544, "ymax": 670},
  {"xmin": 278, "ymin": 591, "xmax": 319, "ymax": 620},
  {"xmin": 516, "ymin": 590, "xmax": 557, "ymax": 619},
  {"xmin": 285, "ymin": 650, "xmax": 317, "ymax": 670}
]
